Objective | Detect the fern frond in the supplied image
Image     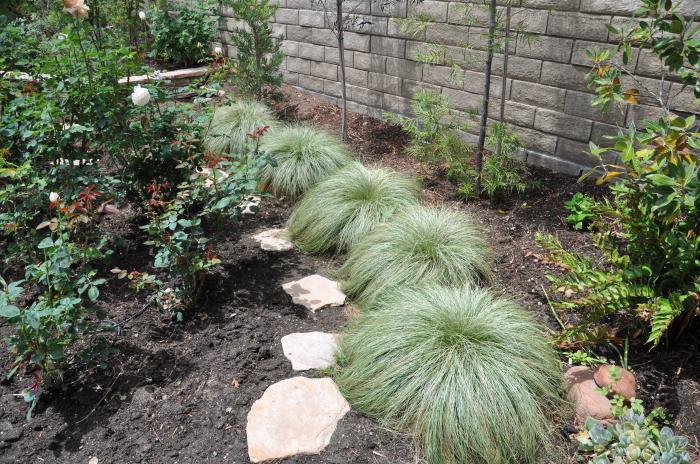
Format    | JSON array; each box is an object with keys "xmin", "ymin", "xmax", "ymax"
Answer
[{"xmin": 647, "ymin": 294, "xmax": 690, "ymax": 346}]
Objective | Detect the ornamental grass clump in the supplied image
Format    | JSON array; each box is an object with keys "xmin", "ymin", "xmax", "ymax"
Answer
[
  {"xmin": 204, "ymin": 101, "xmax": 276, "ymax": 156},
  {"xmin": 259, "ymin": 126, "xmax": 352, "ymax": 200},
  {"xmin": 335, "ymin": 285, "xmax": 567, "ymax": 464},
  {"xmin": 288, "ymin": 163, "xmax": 421, "ymax": 254},
  {"xmin": 338, "ymin": 205, "xmax": 491, "ymax": 306}
]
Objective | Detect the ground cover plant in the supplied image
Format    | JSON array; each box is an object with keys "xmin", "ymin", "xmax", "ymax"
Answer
[
  {"xmin": 288, "ymin": 162, "xmax": 421, "ymax": 254},
  {"xmin": 538, "ymin": 0, "xmax": 700, "ymax": 348},
  {"xmin": 203, "ymin": 100, "xmax": 277, "ymax": 156},
  {"xmin": 259, "ymin": 125, "xmax": 353, "ymax": 200},
  {"xmin": 578, "ymin": 404, "xmax": 691, "ymax": 463},
  {"xmin": 338, "ymin": 205, "xmax": 492, "ymax": 306},
  {"xmin": 335, "ymin": 284, "xmax": 567, "ymax": 464}
]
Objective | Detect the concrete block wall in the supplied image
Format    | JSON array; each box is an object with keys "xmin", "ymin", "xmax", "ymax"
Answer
[{"xmin": 215, "ymin": 0, "xmax": 700, "ymax": 176}]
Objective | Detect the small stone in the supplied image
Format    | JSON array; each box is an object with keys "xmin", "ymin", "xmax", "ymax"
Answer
[
  {"xmin": 281, "ymin": 332, "xmax": 339, "ymax": 371},
  {"xmin": 241, "ymin": 196, "xmax": 261, "ymax": 215},
  {"xmin": 282, "ymin": 275, "xmax": 346, "ymax": 312},
  {"xmin": 252, "ymin": 228, "xmax": 294, "ymax": 252},
  {"xmin": 88, "ymin": 457, "xmax": 99, "ymax": 464},
  {"xmin": 594, "ymin": 365, "xmax": 636, "ymax": 400},
  {"xmin": 246, "ymin": 377, "xmax": 350, "ymax": 463},
  {"xmin": 565, "ymin": 366, "xmax": 613, "ymax": 424}
]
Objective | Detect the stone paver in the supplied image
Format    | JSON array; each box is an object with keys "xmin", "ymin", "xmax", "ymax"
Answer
[
  {"xmin": 252, "ymin": 228, "xmax": 294, "ymax": 251},
  {"xmin": 281, "ymin": 332, "xmax": 339, "ymax": 371},
  {"xmin": 246, "ymin": 377, "xmax": 350, "ymax": 463},
  {"xmin": 282, "ymin": 274, "xmax": 346, "ymax": 312}
]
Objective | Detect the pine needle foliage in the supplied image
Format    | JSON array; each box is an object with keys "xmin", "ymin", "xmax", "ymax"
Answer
[
  {"xmin": 259, "ymin": 126, "xmax": 353, "ymax": 200},
  {"xmin": 338, "ymin": 205, "xmax": 491, "ymax": 306},
  {"xmin": 288, "ymin": 163, "xmax": 421, "ymax": 254},
  {"xmin": 335, "ymin": 285, "xmax": 567, "ymax": 464},
  {"xmin": 204, "ymin": 101, "xmax": 276, "ymax": 156}
]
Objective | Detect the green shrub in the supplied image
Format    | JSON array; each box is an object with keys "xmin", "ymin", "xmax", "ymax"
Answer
[
  {"xmin": 386, "ymin": 89, "xmax": 472, "ymax": 176},
  {"xmin": 221, "ymin": 0, "xmax": 283, "ymax": 99},
  {"xmin": 335, "ymin": 285, "xmax": 566, "ymax": 464},
  {"xmin": 481, "ymin": 123, "xmax": 531, "ymax": 199},
  {"xmin": 288, "ymin": 163, "xmax": 421, "ymax": 254},
  {"xmin": 149, "ymin": 1, "xmax": 217, "ymax": 67},
  {"xmin": 259, "ymin": 126, "xmax": 352, "ymax": 200},
  {"xmin": 338, "ymin": 205, "xmax": 491, "ymax": 306},
  {"xmin": 204, "ymin": 101, "xmax": 277, "ymax": 156},
  {"xmin": 388, "ymin": 91, "xmax": 531, "ymax": 200},
  {"xmin": 538, "ymin": 0, "xmax": 700, "ymax": 348}
]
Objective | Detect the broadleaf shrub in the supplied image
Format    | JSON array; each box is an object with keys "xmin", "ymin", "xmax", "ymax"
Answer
[
  {"xmin": 539, "ymin": 0, "xmax": 700, "ymax": 348},
  {"xmin": 338, "ymin": 205, "xmax": 491, "ymax": 306},
  {"xmin": 0, "ymin": 4, "xmax": 266, "ymax": 418},
  {"xmin": 288, "ymin": 162, "xmax": 421, "ymax": 254},
  {"xmin": 335, "ymin": 285, "xmax": 567, "ymax": 464},
  {"xmin": 0, "ymin": 187, "xmax": 111, "ymax": 418},
  {"xmin": 259, "ymin": 126, "xmax": 352, "ymax": 200},
  {"xmin": 148, "ymin": 1, "xmax": 217, "ymax": 67}
]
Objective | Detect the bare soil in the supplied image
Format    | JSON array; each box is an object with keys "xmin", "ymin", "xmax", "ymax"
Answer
[{"xmin": 0, "ymin": 85, "xmax": 697, "ymax": 463}]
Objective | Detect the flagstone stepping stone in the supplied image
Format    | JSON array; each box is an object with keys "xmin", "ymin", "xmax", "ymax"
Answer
[
  {"xmin": 282, "ymin": 275, "xmax": 346, "ymax": 312},
  {"xmin": 281, "ymin": 332, "xmax": 339, "ymax": 371},
  {"xmin": 252, "ymin": 228, "xmax": 293, "ymax": 251},
  {"xmin": 246, "ymin": 377, "xmax": 350, "ymax": 463}
]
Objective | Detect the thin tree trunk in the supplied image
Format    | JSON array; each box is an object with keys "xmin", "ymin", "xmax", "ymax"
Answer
[
  {"xmin": 336, "ymin": 0, "xmax": 348, "ymax": 141},
  {"xmin": 475, "ymin": 0, "xmax": 497, "ymax": 194},
  {"xmin": 497, "ymin": 5, "xmax": 511, "ymax": 157}
]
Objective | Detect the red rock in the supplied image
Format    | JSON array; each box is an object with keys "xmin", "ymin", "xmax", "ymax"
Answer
[
  {"xmin": 565, "ymin": 366, "xmax": 614, "ymax": 424},
  {"xmin": 594, "ymin": 365, "xmax": 636, "ymax": 400}
]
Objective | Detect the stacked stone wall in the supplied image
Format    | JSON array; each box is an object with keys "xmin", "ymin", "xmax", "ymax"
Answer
[{"xmin": 215, "ymin": 0, "xmax": 700, "ymax": 175}]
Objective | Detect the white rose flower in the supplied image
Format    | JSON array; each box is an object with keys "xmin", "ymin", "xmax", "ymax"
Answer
[
  {"xmin": 138, "ymin": 11, "xmax": 147, "ymax": 20},
  {"xmin": 214, "ymin": 46, "xmax": 223, "ymax": 55},
  {"xmin": 49, "ymin": 192, "xmax": 60, "ymax": 203},
  {"xmin": 131, "ymin": 85, "xmax": 151, "ymax": 106}
]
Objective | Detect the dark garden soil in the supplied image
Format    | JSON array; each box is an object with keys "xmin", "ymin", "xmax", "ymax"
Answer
[{"xmin": 0, "ymin": 85, "xmax": 698, "ymax": 463}]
